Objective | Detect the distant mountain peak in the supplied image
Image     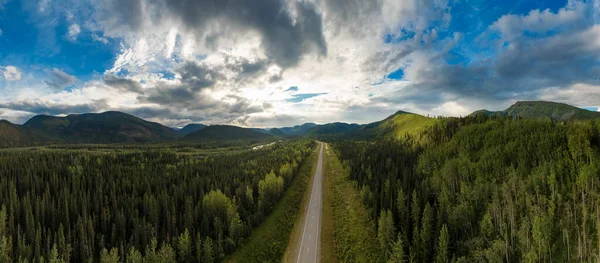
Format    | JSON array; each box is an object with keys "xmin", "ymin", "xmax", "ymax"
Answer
[{"xmin": 469, "ymin": 101, "xmax": 600, "ymax": 121}]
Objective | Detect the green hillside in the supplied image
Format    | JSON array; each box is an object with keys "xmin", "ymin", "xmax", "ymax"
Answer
[
  {"xmin": 183, "ymin": 125, "xmax": 273, "ymax": 141},
  {"xmin": 470, "ymin": 101, "xmax": 600, "ymax": 121},
  {"xmin": 178, "ymin": 123, "xmax": 207, "ymax": 136},
  {"xmin": 269, "ymin": 128, "xmax": 286, "ymax": 137},
  {"xmin": 0, "ymin": 120, "xmax": 39, "ymax": 147},
  {"xmin": 348, "ymin": 110, "xmax": 439, "ymax": 143},
  {"xmin": 307, "ymin": 122, "xmax": 362, "ymax": 135},
  {"xmin": 279, "ymin": 123, "xmax": 317, "ymax": 136},
  {"xmin": 23, "ymin": 111, "xmax": 179, "ymax": 143}
]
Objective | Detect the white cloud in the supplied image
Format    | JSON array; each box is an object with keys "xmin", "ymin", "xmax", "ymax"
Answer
[
  {"xmin": 2, "ymin": 66, "xmax": 22, "ymax": 81},
  {"xmin": 0, "ymin": 28, "xmax": 3, "ymax": 37},
  {"xmin": 92, "ymin": 33, "xmax": 109, "ymax": 44},
  {"xmin": 67, "ymin": 24, "xmax": 81, "ymax": 41},
  {"xmin": 3, "ymin": 0, "xmax": 600, "ymax": 127}
]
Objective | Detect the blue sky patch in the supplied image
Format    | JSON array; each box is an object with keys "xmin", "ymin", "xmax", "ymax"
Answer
[
  {"xmin": 387, "ymin": 69, "xmax": 404, "ymax": 80},
  {"xmin": 285, "ymin": 86, "xmax": 298, "ymax": 92},
  {"xmin": 286, "ymin": 93, "xmax": 327, "ymax": 103}
]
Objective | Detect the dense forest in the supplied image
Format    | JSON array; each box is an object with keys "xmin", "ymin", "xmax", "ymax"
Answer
[
  {"xmin": 328, "ymin": 116, "xmax": 600, "ymax": 262},
  {"xmin": 0, "ymin": 140, "xmax": 313, "ymax": 262}
]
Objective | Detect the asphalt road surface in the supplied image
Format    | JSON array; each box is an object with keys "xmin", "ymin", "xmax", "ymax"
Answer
[{"xmin": 296, "ymin": 142, "xmax": 324, "ymax": 263}]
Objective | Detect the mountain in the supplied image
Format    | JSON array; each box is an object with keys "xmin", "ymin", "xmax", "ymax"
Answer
[
  {"xmin": 278, "ymin": 123, "xmax": 318, "ymax": 136},
  {"xmin": 23, "ymin": 111, "xmax": 179, "ymax": 143},
  {"xmin": 307, "ymin": 122, "xmax": 362, "ymax": 135},
  {"xmin": 250, "ymin": 128, "xmax": 270, "ymax": 134},
  {"xmin": 470, "ymin": 101, "xmax": 600, "ymax": 121},
  {"xmin": 269, "ymin": 128, "xmax": 286, "ymax": 137},
  {"xmin": 178, "ymin": 124, "xmax": 207, "ymax": 136},
  {"xmin": 356, "ymin": 110, "xmax": 439, "ymax": 140},
  {"xmin": 0, "ymin": 120, "xmax": 39, "ymax": 147},
  {"xmin": 183, "ymin": 125, "xmax": 273, "ymax": 141}
]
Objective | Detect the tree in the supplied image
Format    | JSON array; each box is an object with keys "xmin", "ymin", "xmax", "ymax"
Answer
[
  {"xmin": 258, "ymin": 171, "xmax": 284, "ymax": 212},
  {"xmin": 420, "ymin": 203, "xmax": 434, "ymax": 263},
  {"xmin": 203, "ymin": 237, "xmax": 214, "ymax": 263},
  {"xmin": 196, "ymin": 233, "xmax": 203, "ymax": 263},
  {"xmin": 202, "ymin": 190, "xmax": 233, "ymax": 229},
  {"xmin": 48, "ymin": 244, "xmax": 63, "ymax": 263},
  {"xmin": 99, "ymin": 247, "xmax": 119, "ymax": 263},
  {"xmin": 56, "ymin": 224, "xmax": 71, "ymax": 263},
  {"xmin": 435, "ymin": 225, "xmax": 449, "ymax": 263},
  {"xmin": 378, "ymin": 210, "xmax": 396, "ymax": 257},
  {"xmin": 145, "ymin": 238, "xmax": 158, "ymax": 263},
  {"xmin": 177, "ymin": 229, "xmax": 193, "ymax": 263},
  {"xmin": 229, "ymin": 210, "xmax": 243, "ymax": 244},
  {"xmin": 389, "ymin": 232, "xmax": 406, "ymax": 263},
  {"xmin": 126, "ymin": 247, "xmax": 142, "ymax": 263},
  {"xmin": 157, "ymin": 243, "xmax": 176, "ymax": 263},
  {"xmin": 0, "ymin": 206, "xmax": 12, "ymax": 263}
]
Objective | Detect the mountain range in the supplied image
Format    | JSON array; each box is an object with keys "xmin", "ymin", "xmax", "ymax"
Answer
[
  {"xmin": 1, "ymin": 101, "xmax": 599, "ymax": 146},
  {"xmin": 469, "ymin": 101, "xmax": 600, "ymax": 121}
]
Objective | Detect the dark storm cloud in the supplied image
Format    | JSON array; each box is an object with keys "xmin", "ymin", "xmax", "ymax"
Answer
[
  {"xmin": 103, "ymin": 75, "xmax": 143, "ymax": 93},
  {"xmin": 97, "ymin": 0, "xmax": 327, "ymax": 68},
  {"xmin": 138, "ymin": 61, "xmax": 223, "ymax": 106},
  {"xmin": 177, "ymin": 61, "xmax": 222, "ymax": 90},
  {"xmin": 0, "ymin": 99, "xmax": 107, "ymax": 116},
  {"xmin": 44, "ymin": 68, "xmax": 78, "ymax": 89}
]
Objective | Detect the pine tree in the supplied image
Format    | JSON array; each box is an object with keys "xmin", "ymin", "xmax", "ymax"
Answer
[
  {"xmin": 178, "ymin": 229, "xmax": 193, "ymax": 263},
  {"xmin": 158, "ymin": 243, "xmax": 176, "ymax": 263},
  {"xmin": 126, "ymin": 246, "xmax": 142, "ymax": 263},
  {"xmin": 435, "ymin": 225, "xmax": 449, "ymax": 263},
  {"xmin": 420, "ymin": 203, "xmax": 433, "ymax": 263},
  {"xmin": 378, "ymin": 210, "xmax": 396, "ymax": 257},
  {"xmin": 47, "ymin": 244, "xmax": 63, "ymax": 263},
  {"xmin": 389, "ymin": 232, "xmax": 406, "ymax": 263},
  {"xmin": 0, "ymin": 206, "xmax": 12, "ymax": 263},
  {"xmin": 99, "ymin": 247, "xmax": 119, "ymax": 263},
  {"xmin": 203, "ymin": 237, "xmax": 214, "ymax": 263},
  {"xmin": 195, "ymin": 233, "xmax": 203, "ymax": 263}
]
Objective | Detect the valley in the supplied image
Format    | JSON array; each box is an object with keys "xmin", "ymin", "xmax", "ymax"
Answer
[{"xmin": 0, "ymin": 100, "xmax": 600, "ymax": 262}]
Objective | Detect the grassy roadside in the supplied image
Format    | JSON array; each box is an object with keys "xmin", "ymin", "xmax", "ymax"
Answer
[
  {"xmin": 324, "ymin": 144, "xmax": 384, "ymax": 263},
  {"xmin": 320, "ymin": 144, "xmax": 337, "ymax": 263},
  {"xmin": 226, "ymin": 143, "xmax": 319, "ymax": 263},
  {"xmin": 282, "ymin": 143, "xmax": 321, "ymax": 262}
]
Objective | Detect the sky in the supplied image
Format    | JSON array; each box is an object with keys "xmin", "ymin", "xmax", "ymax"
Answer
[{"xmin": 0, "ymin": 0, "xmax": 600, "ymax": 128}]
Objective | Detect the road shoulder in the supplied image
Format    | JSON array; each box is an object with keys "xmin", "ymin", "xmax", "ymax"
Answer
[{"xmin": 320, "ymin": 144, "xmax": 337, "ymax": 263}]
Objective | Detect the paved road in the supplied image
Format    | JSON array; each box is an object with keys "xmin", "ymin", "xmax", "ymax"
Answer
[{"xmin": 296, "ymin": 142, "xmax": 324, "ymax": 263}]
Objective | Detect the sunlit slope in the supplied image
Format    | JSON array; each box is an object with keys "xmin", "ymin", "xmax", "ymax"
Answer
[{"xmin": 358, "ymin": 111, "xmax": 439, "ymax": 141}]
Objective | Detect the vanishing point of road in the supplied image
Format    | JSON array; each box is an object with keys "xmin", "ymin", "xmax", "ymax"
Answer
[{"xmin": 296, "ymin": 142, "xmax": 324, "ymax": 263}]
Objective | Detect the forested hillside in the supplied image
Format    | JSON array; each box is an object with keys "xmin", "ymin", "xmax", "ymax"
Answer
[
  {"xmin": 23, "ymin": 111, "xmax": 179, "ymax": 143},
  {"xmin": 0, "ymin": 140, "xmax": 313, "ymax": 262},
  {"xmin": 470, "ymin": 101, "xmax": 600, "ymax": 121},
  {"xmin": 183, "ymin": 125, "xmax": 272, "ymax": 141},
  {"xmin": 327, "ymin": 116, "xmax": 600, "ymax": 262}
]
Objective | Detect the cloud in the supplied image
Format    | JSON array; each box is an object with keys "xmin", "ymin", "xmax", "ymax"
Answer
[
  {"xmin": 67, "ymin": 23, "xmax": 81, "ymax": 41},
  {"xmin": 92, "ymin": 33, "xmax": 109, "ymax": 44},
  {"xmin": 0, "ymin": 99, "xmax": 108, "ymax": 117},
  {"xmin": 2, "ymin": 66, "xmax": 22, "ymax": 81},
  {"xmin": 94, "ymin": 0, "xmax": 328, "ymax": 68},
  {"xmin": 0, "ymin": 28, "xmax": 3, "ymax": 37},
  {"xmin": 103, "ymin": 75, "xmax": 143, "ymax": 93},
  {"xmin": 44, "ymin": 68, "xmax": 78, "ymax": 89},
  {"xmin": 5, "ymin": 0, "xmax": 600, "ymax": 127}
]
